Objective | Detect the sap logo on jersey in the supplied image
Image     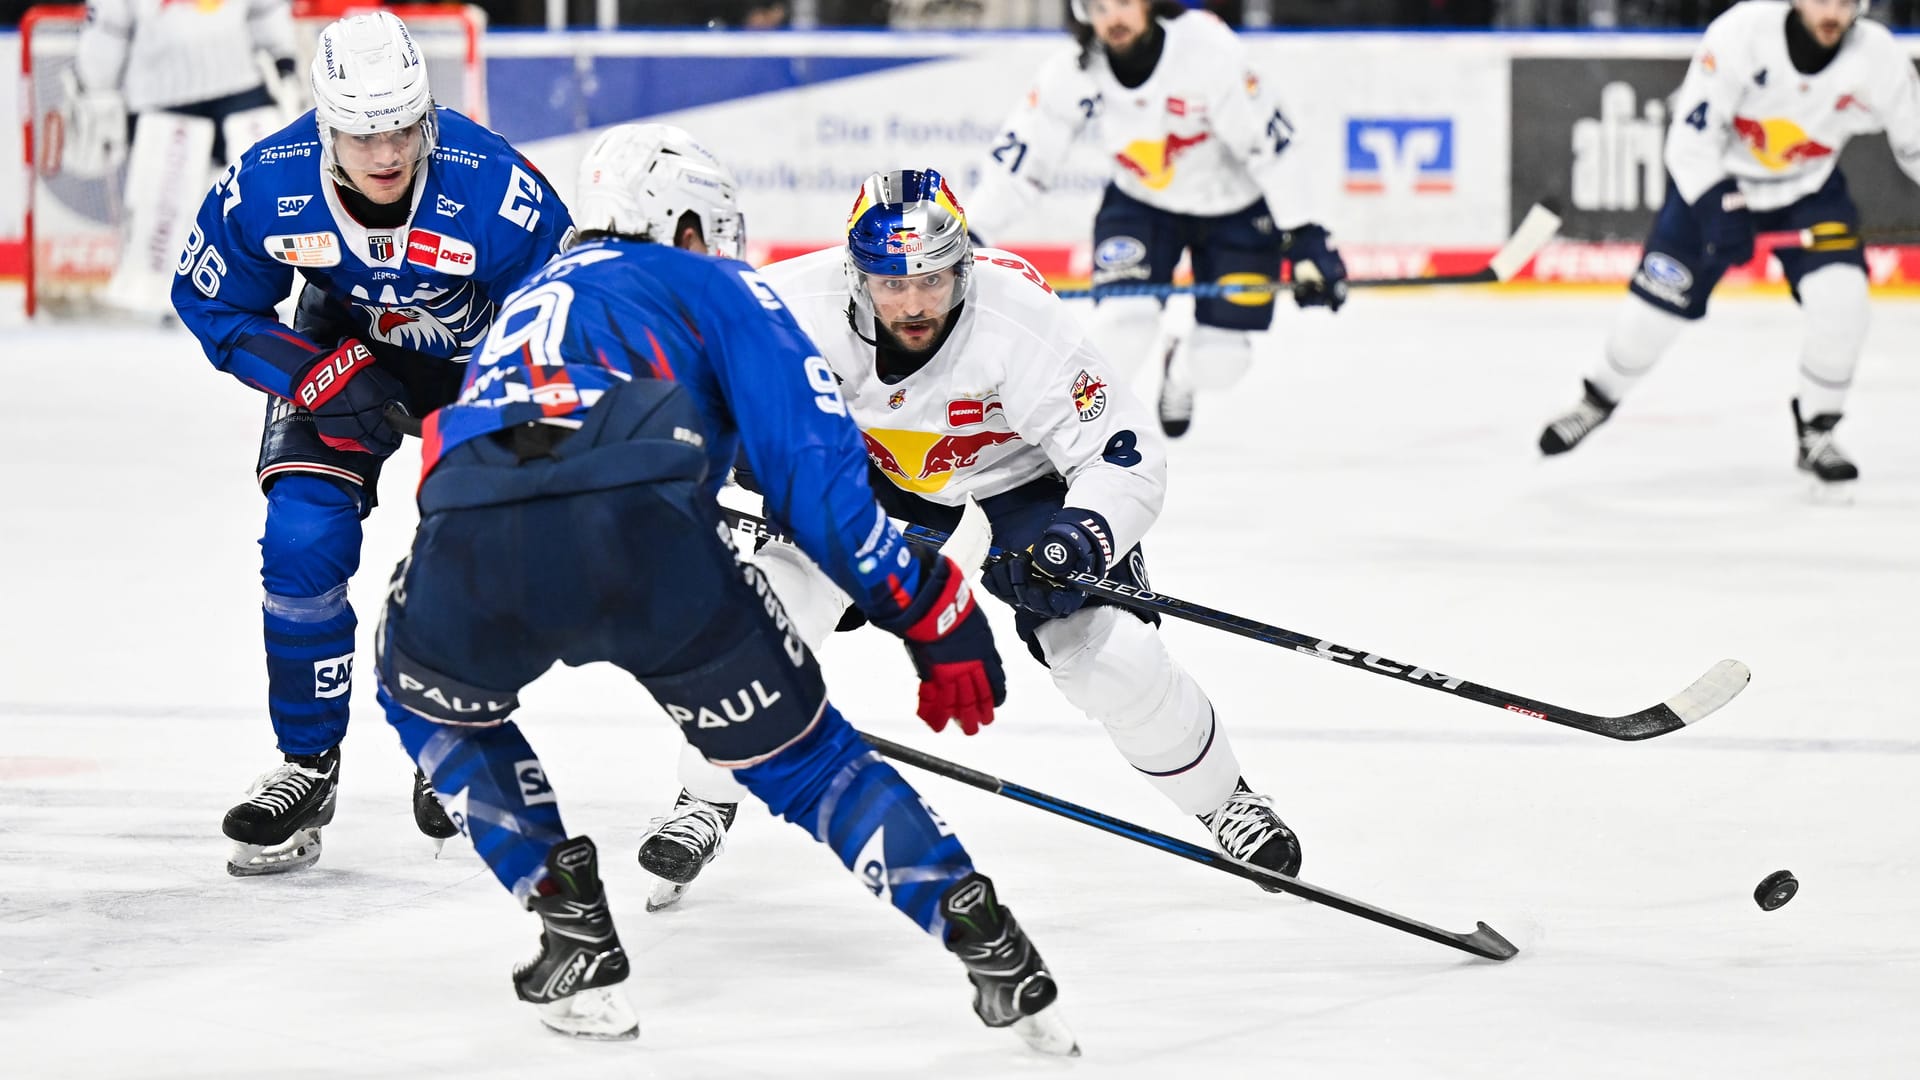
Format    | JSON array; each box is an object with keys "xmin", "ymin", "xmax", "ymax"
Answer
[
  {"xmin": 515, "ymin": 760, "xmax": 557, "ymax": 806},
  {"xmin": 276, "ymin": 195, "xmax": 312, "ymax": 217},
  {"xmin": 1344, "ymin": 118, "xmax": 1454, "ymax": 196},
  {"xmin": 313, "ymin": 655, "xmax": 354, "ymax": 699},
  {"xmin": 265, "ymin": 232, "xmax": 342, "ymax": 268},
  {"xmin": 406, "ymin": 229, "xmax": 478, "ymax": 275},
  {"xmin": 434, "ymin": 194, "xmax": 464, "ymax": 217}
]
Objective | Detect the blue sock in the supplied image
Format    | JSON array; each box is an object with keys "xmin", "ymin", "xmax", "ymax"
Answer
[
  {"xmin": 383, "ymin": 685, "xmax": 567, "ymax": 902},
  {"xmin": 260, "ymin": 476, "xmax": 363, "ymax": 755},
  {"xmin": 736, "ymin": 709, "xmax": 973, "ymax": 935}
]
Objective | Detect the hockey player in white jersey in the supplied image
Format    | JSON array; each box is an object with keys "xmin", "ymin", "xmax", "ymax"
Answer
[
  {"xmin": 636, "ymin": 169, "xmax": 1302, "ymax": 911},
  {"xmin": 965, "ymin": 0, "xmax": 1347, "ymax": 439},
  {"xmin": 1539, "ymin": 0, "xmax": 1920, "ymax": 490},
  {"xmin": 67, "ymin": 0, "xmax": 304, "ymax": 316}
]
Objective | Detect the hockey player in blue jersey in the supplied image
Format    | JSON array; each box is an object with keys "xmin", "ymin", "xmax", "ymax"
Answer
[
  {"xmin": 371, "ymin": 124, "xmax": 1076, "ymax": 1052},
  {"xmin": 170, "ymin": 10, "xmax": 572, "ymax": 876}
]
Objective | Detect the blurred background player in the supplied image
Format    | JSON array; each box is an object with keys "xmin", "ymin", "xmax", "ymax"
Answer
[
  {"xmin": 1537, "ymin": 0, "xmax": 1920, "ymax": 492},
  {"xmin": 374, "ymin": 123, "xmax": 1074, "ymax": 1053},
  {"xmin": 637, "ymin": 168, "xmax": 1303, "ymax": 912},
  {"xmin": 965, "ymin": 0, "xmax": 1347, "ymax": 438},
  {"xmin": 66, "ymin": 0, "xmax": 305, "ymax": 317},
  {"xmin": 172, "ymin": 10, "xmax": 572, "ymax": 876}
]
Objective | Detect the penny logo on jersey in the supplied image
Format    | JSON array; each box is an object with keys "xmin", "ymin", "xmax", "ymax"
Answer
[
  {"xmin": 861, "ymin": 429, "xmax": 1022, "ymax": 495},
  {"xmin": 1732, "ymin": 116, "xmax": 1834, "ymax": 172}
]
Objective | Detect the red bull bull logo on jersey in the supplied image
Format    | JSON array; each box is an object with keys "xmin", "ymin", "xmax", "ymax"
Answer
[
  {"xmin": 1116, "ymin": 132, "xmax": 1211, "ymax": 191},
  {"xmin": 1733, "ymin": 115, "xmax": 1833, "ymax": 172},
  {"xmin": 1070, "ymin": 370, "xmax": 1108, "ymax": 422},
  {"xmin": 860, "ymin": 428, "xmax": 1022, "ymax": 494}
]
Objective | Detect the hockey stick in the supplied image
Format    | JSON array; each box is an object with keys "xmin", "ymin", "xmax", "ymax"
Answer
[
  {"xmin": 860, "ymin": 730, "xmax": 1517, "ymax": 962},
  {"xmin": 721, "ymin": 507, "xmax": 1749, "ymax": 742},
  {"xmin": 1053, "ymin": 202, "xmax": 1563, "ymax": 299}
]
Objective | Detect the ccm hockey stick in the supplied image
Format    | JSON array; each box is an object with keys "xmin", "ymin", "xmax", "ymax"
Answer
[
  {"xmin": 721, "ymin": 507, "xmax": 1749, "ymax": 742},
  {"xmin": 861, "ymin": 730, "xmax": 1517, "ymax": 962},
  {"xmin": 1054, "ymin": 202, "xmax": 1564, "ymax": 299}
]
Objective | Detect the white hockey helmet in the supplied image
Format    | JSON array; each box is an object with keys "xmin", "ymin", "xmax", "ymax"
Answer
[
  {"xmin": 310, "ymin": 10, "xmax": 437, "ymax": 189},
  {"xmin": 573, "ymin": 124, "xmax": 745, "ymax": 259}
]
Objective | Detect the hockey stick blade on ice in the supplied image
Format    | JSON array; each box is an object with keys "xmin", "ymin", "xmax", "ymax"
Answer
[
  {"xmin": 860, "ymin": 730, "xmax": 1517, "ymax": 962},
  {"xmin": 720, "ymin": 507, "xmax": 1749, "ymax": 741},
  {"xmin": 1054, "ymin": 202, "xmax": 1563, "ymax": 299}
]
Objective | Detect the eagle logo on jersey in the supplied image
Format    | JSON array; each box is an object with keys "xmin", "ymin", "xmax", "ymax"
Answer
[
  {"xmin": 1732, "ymin": 116, "xmax": 1834, "ymax": 171},
  {"xmin": 1116, "ymin": 132, "xmax": 1211, "ymax": 191},
  {"xmin": 861, "ymin": 429, "xmax": 1021, "ymax": 494},
  {"xmin": 364, "ymin": 304, "xmax": 458, "ymax": 352},
  {"xmin": 1071, "ymin": 370, "xmax": 1108, "ymax": 422}
]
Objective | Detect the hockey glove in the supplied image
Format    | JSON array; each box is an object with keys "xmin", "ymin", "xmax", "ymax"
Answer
[
  {"xmin": 1285, "ymin": 224, "xmax": 1348, "ymax": 312},
  {"xmin": 1689, "ymin": 179, "xmax": 1754, "ymax": 270},
  {"xmin": 60, "ymin": 70, "xmax": 127, "ymax": 178},
  {"xmin": 293, "ymin": 339, "xmax": 407, "ymax": 457},
  {"xmin": 983, "ymin": 508, "xmax": 1114, "ymax": 620},
  {"xmin": 874, "ymin": 550, "xmax": 1005, "ymax": 736}
]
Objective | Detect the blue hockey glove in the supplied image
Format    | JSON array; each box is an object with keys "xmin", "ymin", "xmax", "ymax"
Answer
[
  {"xmin": 983, "ymin": 508, "xmax": 1114, "ymax": 620},
  {"xmin": 1689, "ymin": 179, "xmax": 1754, "ymax": 270},
  {"xmin": 872, "ymin": 549, "xmax": 1005, "ymax": 736},
  {"xmin": 292, "ymin": 338, "xmax": 407, "ymax": 457},
  {"xmin": 1285, "ymin": 224, "xmax": 1348, "ymax": 312}
]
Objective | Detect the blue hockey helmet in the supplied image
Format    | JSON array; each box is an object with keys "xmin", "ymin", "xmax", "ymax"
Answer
[{"xmin": 844, "ymin": 169, "xmax": 974, "ymax": 329}]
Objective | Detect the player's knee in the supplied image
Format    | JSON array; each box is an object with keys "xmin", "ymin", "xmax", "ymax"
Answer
[
  {"xmin": 1040, "ymin": 606, "xmax": 1174, "ymax": 730},
  {"xmin": 1177, "ymin": 325, "xmax": 1253, "ymax": 391},
  {"xmin": 1089, "ymin": 296, "xmax": 1163, "ymax": 380},
  {"xmin": 731, "ymin": 708, "xmax": 869, "ymax": 824},
  {"xmin": 261, "ymin": 475, "xmax": 363, "ymax": 599},
  {"xmin": 1795, "ymin": 263, "xmax": 1870, "ymax": 322}
]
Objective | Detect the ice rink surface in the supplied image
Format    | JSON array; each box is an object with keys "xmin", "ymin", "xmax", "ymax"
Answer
[{"xmin": 3, "ymin": 290, "xmax": 1916, "ymax": 1078}]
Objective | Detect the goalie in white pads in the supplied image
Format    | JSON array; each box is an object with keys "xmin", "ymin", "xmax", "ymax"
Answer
[
  {"xmin": 1539, "ymin": 0, "xmax": 1920, "ymax": 490},
  {"xmin": 637, "ymin": 169, "xmax": 1303, "ymax": 912},
  {"xmin": 965, "ymin": 0, "xmax": 1347, "ymax": 439},
  {"xmin": 68, "ymin": 0, "xmax": 305, "ymax": 316}
]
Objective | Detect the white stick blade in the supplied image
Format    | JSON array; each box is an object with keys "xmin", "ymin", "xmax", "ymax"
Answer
[
  {"xmin": 1663, "ymin": 659, "xmax": 1752, "ymax": 725},
  {"xmin": 1488, "ymin": 203, "xmax": 1564, "ymax": 281},
  {"xmin": 938, "ymin": 496, "xmax": 995, "ymax": 576}
]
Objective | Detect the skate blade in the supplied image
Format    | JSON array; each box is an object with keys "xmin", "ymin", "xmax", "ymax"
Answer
[
  {"xmin": 644, "ymin": 878, "xmax": 690, "ymax": 913},
  {"xmin": 226, "ymin": 829, "xmax": 323, "ymax": 877},
  {"xmin": 1805, "ymin": 477, "xmax": 1856, "ymax": 505},
  {"xmin": 533, "ymin": 987, "xmax": 639, "ymax": 1041},
  {"xmin": 1012, "ymin": 1004, "xmax": 1080, "ymax": 1057}
]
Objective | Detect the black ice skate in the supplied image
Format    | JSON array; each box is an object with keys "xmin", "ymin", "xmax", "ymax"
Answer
[
  {"xmin": 413, "ymin": 769, "xmax": 460, "ymax": 855},
  {"xmin": 1538, "ymin": 379, "xmax": 1617, "ymax": 456},
  {"xmin": 1158, "ymin": 338, "xmax": 1193, "ymax": 438},
  {"xmin": 637, "ymin": 788, "xmax": 737, "ymax": 912},
  {"xmin": 1793, "ymin": 399, "xmax": 1859, "ymax": 488},
  {"xmin": 513, "ymin": 836, "xmax": 638, "ymax": 1040},
  {"xmin": 223, "ymin": 747, "xmax": 339, "ymax": 876},
  {"xmin": 941, "ymin": 872, "xmax": 1078, "ymax": 1057},
  {"xmin": 1199, "ymin": 778, "xmax": 1303, "ymax": 889}
]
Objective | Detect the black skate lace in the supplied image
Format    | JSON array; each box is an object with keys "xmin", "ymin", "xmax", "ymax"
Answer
[
  {"xmin": 241, "ymin": 762, "xmax": 327, "ymax": 815},
  {"xmin": 642, "ymin": 799, "xmax": 729, "ymax": 857},
  {"xmin": 1202, "ymin": 789, "xmax": 1288, "ymax": 860}
]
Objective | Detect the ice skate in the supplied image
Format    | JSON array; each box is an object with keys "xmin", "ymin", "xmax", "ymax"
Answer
[
  {"xmin": 1538, "ymin": 379, "xmax": 1617, "ymax": 456},
  {"xmin": 1793, "ymin": 399, "xmax": 1858, "ymax": 500},
  {"xmin": 941, "ymin": 873, "xmax": 1079, "ymax": 1057},
  {"xmin": 413, "ymin": 769, "xmax": 459, "ymax": 855},
  {"xmin": 223, "ymin": 747, "xmax": 339, "ymax": 876},
  {"xmin": 1157, "ymin": 338, "xmax": 1193, "ymax": 438},
  {"xmin": 637, "ymin": 788, "xmax": 737, "ymax": 912},
  {"xmin": 1199, "ymin": 778, "xmax": 1303, "ymax": 889},
  {"xmin": 514, "ymin": 836, "xmax": 638, "ymax": 1041}
]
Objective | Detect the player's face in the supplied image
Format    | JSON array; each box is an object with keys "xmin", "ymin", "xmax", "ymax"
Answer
[
  {"xmin": 867, "ymin": 268, "xmax": 958, "ymax": 351},
  {"xmin": 1086, "ymin": 0, "xmax": 1152, "ymax": 55},
  {"xmin": 1794, "ymin": 0, "xmax": 1859, "ymax": 48},
  {"xmin": 335, "ymin": 123, "xmax": 426, "ymax": 204}
]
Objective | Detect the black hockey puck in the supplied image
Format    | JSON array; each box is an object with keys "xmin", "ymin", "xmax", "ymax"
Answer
[{"xmin": 1754, "ymin": 870, "xmax": 1798, "ymax": 911}]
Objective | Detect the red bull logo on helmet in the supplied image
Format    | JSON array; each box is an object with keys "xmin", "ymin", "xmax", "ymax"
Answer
[
  {"xmin": 860, "ymin": 428, "xmax": 1021, "ymax": 494},
  {"xmin": 1733, "ymin": 116, "xmax": 1833, "ymax": 172}
]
